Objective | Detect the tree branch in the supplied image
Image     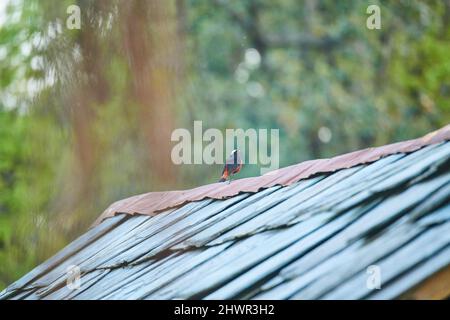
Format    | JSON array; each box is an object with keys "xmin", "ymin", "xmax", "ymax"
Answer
[{"xmin": 214, "ymin": 0, "xmax": 351, "ymax": 51}]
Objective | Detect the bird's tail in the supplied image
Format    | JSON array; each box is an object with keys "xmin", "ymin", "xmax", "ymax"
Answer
[{"xmin": 218, "ymin": 177, "xmax": 226, "ymax": 183}]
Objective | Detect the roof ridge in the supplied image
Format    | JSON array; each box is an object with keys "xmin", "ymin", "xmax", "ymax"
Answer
[{"xmin": 93, "ymin": 124, "xmax": 450, "ymax": 226}]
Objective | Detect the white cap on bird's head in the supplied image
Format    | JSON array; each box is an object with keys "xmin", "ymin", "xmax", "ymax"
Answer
[{"xmin": 231, "ymin": 149, "xmax": 242, "ymax": 159}]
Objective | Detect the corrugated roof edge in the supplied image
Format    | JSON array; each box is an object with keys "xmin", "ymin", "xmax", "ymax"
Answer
[{"xmin": 93, "ymin": 124, "xmax": 450, "ymax": 226}]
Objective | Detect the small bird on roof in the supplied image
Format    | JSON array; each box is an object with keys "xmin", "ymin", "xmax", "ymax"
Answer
[{"xmin": 219, "ymin": 149, "xmax": 243, "ymax": 183}]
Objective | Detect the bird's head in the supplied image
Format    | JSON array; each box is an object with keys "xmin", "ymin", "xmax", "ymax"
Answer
[
  {"xmin": 231, "ymin": 149, "xmax": 242, "ymax": 163},
  {"xmin": 231, "ymin": 149, "xmax": 241, "ymax": 156}
]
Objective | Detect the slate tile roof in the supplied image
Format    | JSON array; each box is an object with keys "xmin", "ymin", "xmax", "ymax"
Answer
[
  {"xmin": 1, "ymin": 133, "xmax": 449, "ymax": 300},
  {"xmin": 95, "ymin": 125, "xmax": 450, "ymax": 224}
]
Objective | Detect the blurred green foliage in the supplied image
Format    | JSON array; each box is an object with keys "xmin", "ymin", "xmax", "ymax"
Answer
[{"xmin": 0, "ymin": 0, "xmax": 449, "ymax": 289}]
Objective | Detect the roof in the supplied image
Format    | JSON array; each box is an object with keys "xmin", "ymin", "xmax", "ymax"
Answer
[
  {"xmin": 95, "ymin": 124, "xmax": 450, "ymax": 225},
  {"xmin": 1, "ymin": 130, "xmax": 450, "ymax": 300}
]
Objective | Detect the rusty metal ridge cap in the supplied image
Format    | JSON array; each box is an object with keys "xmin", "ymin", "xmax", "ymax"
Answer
[{"xmin": 93, "ymin": 124, "xmax": 450, "ymax": 226}]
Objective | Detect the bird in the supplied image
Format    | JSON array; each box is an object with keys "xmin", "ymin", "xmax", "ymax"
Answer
[{"xmin": 219, "ymin": 149, "xmax": 243, "ymax": 183}]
